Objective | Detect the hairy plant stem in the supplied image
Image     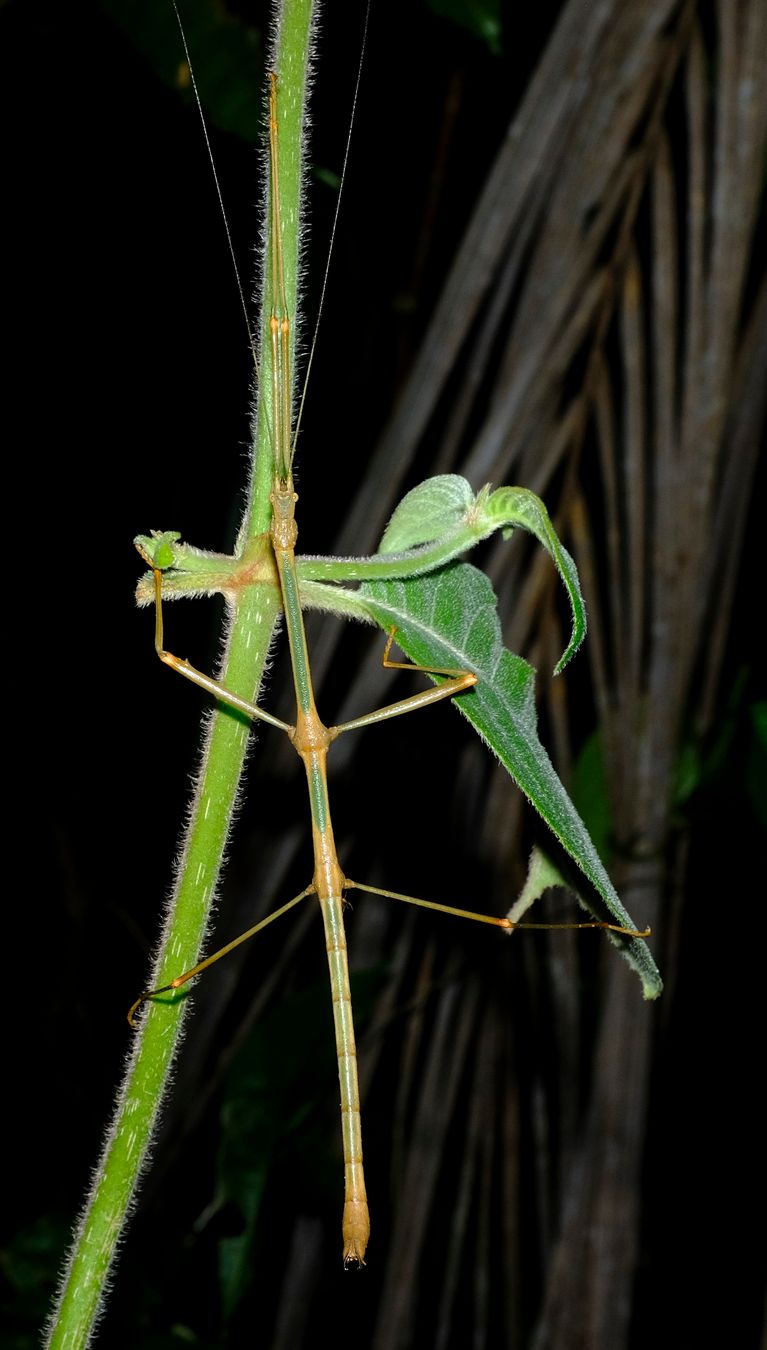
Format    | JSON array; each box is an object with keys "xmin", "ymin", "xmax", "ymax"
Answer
[{"xmin": 45, "ymin": 3, "xmax": 315, "ymax": 1345}]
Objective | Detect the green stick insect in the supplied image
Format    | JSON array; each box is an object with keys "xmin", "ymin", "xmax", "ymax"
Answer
[
  {"xmin": 46, "ymin": 7, "xmax": 660, "ymax": 1343},
  {"xmin": 128, "ymin": 44, "xmax": 658, "ymax": 1266}
]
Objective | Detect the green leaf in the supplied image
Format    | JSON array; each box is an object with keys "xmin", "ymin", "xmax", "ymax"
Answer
[
  {"xmin": 379, "ymin": 474, "xmax": 477, "ymax": 551},
  {"xmin": 571, "ymin": 730, "xmax": 612, "ymax": 865},
  {"xmin": 427, "ymin": 0, "xmax": 502, "ymax": 55},
  {"xmin": 361, "ymin": 563, "xmax": 662, "ymax": 999},
  {"xmin": 508, "ymin": 846, "xmax": 568, "ymax": 922},
  {"xmin": 748, "ymin": 700, "xmax": 767, "ymax": 829},
  {"xmin": 97, "ymin": 0, "xmax": 265, "ymax": 141},
  {"xmin": 482, "ymin": 487, "xmax": 586, "ymax": 672},
  {"xmin": 302, "ymin": 475, "xmax": 586, "ymax": 674}
]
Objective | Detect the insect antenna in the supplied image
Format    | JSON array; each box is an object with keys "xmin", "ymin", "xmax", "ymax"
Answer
[
  {"xmin": 170, "ymin": 0, "xmax": 260, "ymax": 377},
  {"xmin": 290, "ymin": 0, "xmax": 372, "ymax": 470}
]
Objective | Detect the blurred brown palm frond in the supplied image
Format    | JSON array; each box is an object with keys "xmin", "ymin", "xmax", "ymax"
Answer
[{"xmin": 316, "ymin": 3, "xmax": 765, "ymax": 1346}]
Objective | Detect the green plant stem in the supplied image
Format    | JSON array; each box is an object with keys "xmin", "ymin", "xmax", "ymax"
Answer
[{"xmin": 45, "ymin": 4, "xmax": 314, "ymax": 1345}]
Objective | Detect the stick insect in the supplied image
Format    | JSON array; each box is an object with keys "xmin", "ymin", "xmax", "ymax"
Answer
[
  {"xmin": 44, "ymin": 10, "xmax": 663, "ymax": 1342},
  {"xmin": 127, "ymin": 15, "xmax": 655, "ymax": 1268},
  {"xmin": 39, "ymin": 6, "xmax": 668, "ymax": 1343}
]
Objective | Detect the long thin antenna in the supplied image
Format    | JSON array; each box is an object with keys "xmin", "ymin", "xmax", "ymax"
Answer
[
  {"xmin": 171, "ymin": 0, "xmax": 371, "ymax": 439},
  {"xmin": 291, "ymin": 0, "xmax": 372, "ymax": 455},
  {"xmin": 171, "ymin": 0, "xmax": 260, "ymax": 373}
]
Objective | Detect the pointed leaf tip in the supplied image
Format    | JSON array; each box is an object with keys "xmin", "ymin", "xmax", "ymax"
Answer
[{"xmin": 482, "ymin": 488, "xmax": 586, "ymax": 673}]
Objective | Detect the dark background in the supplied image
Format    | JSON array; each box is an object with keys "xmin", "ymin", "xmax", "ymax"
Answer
[{"xmin": 3, "ymin": 1, "xmax": 765, "ymax": 1347}]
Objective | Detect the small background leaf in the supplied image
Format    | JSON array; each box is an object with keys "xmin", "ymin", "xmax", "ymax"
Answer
[
  {"xmin": 428, "ymin": 0, "xmax": 503, "ymax": 55},
  {"xmin": 97, "ymin": 0, "xmax": 265, "ymax": 140}
]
